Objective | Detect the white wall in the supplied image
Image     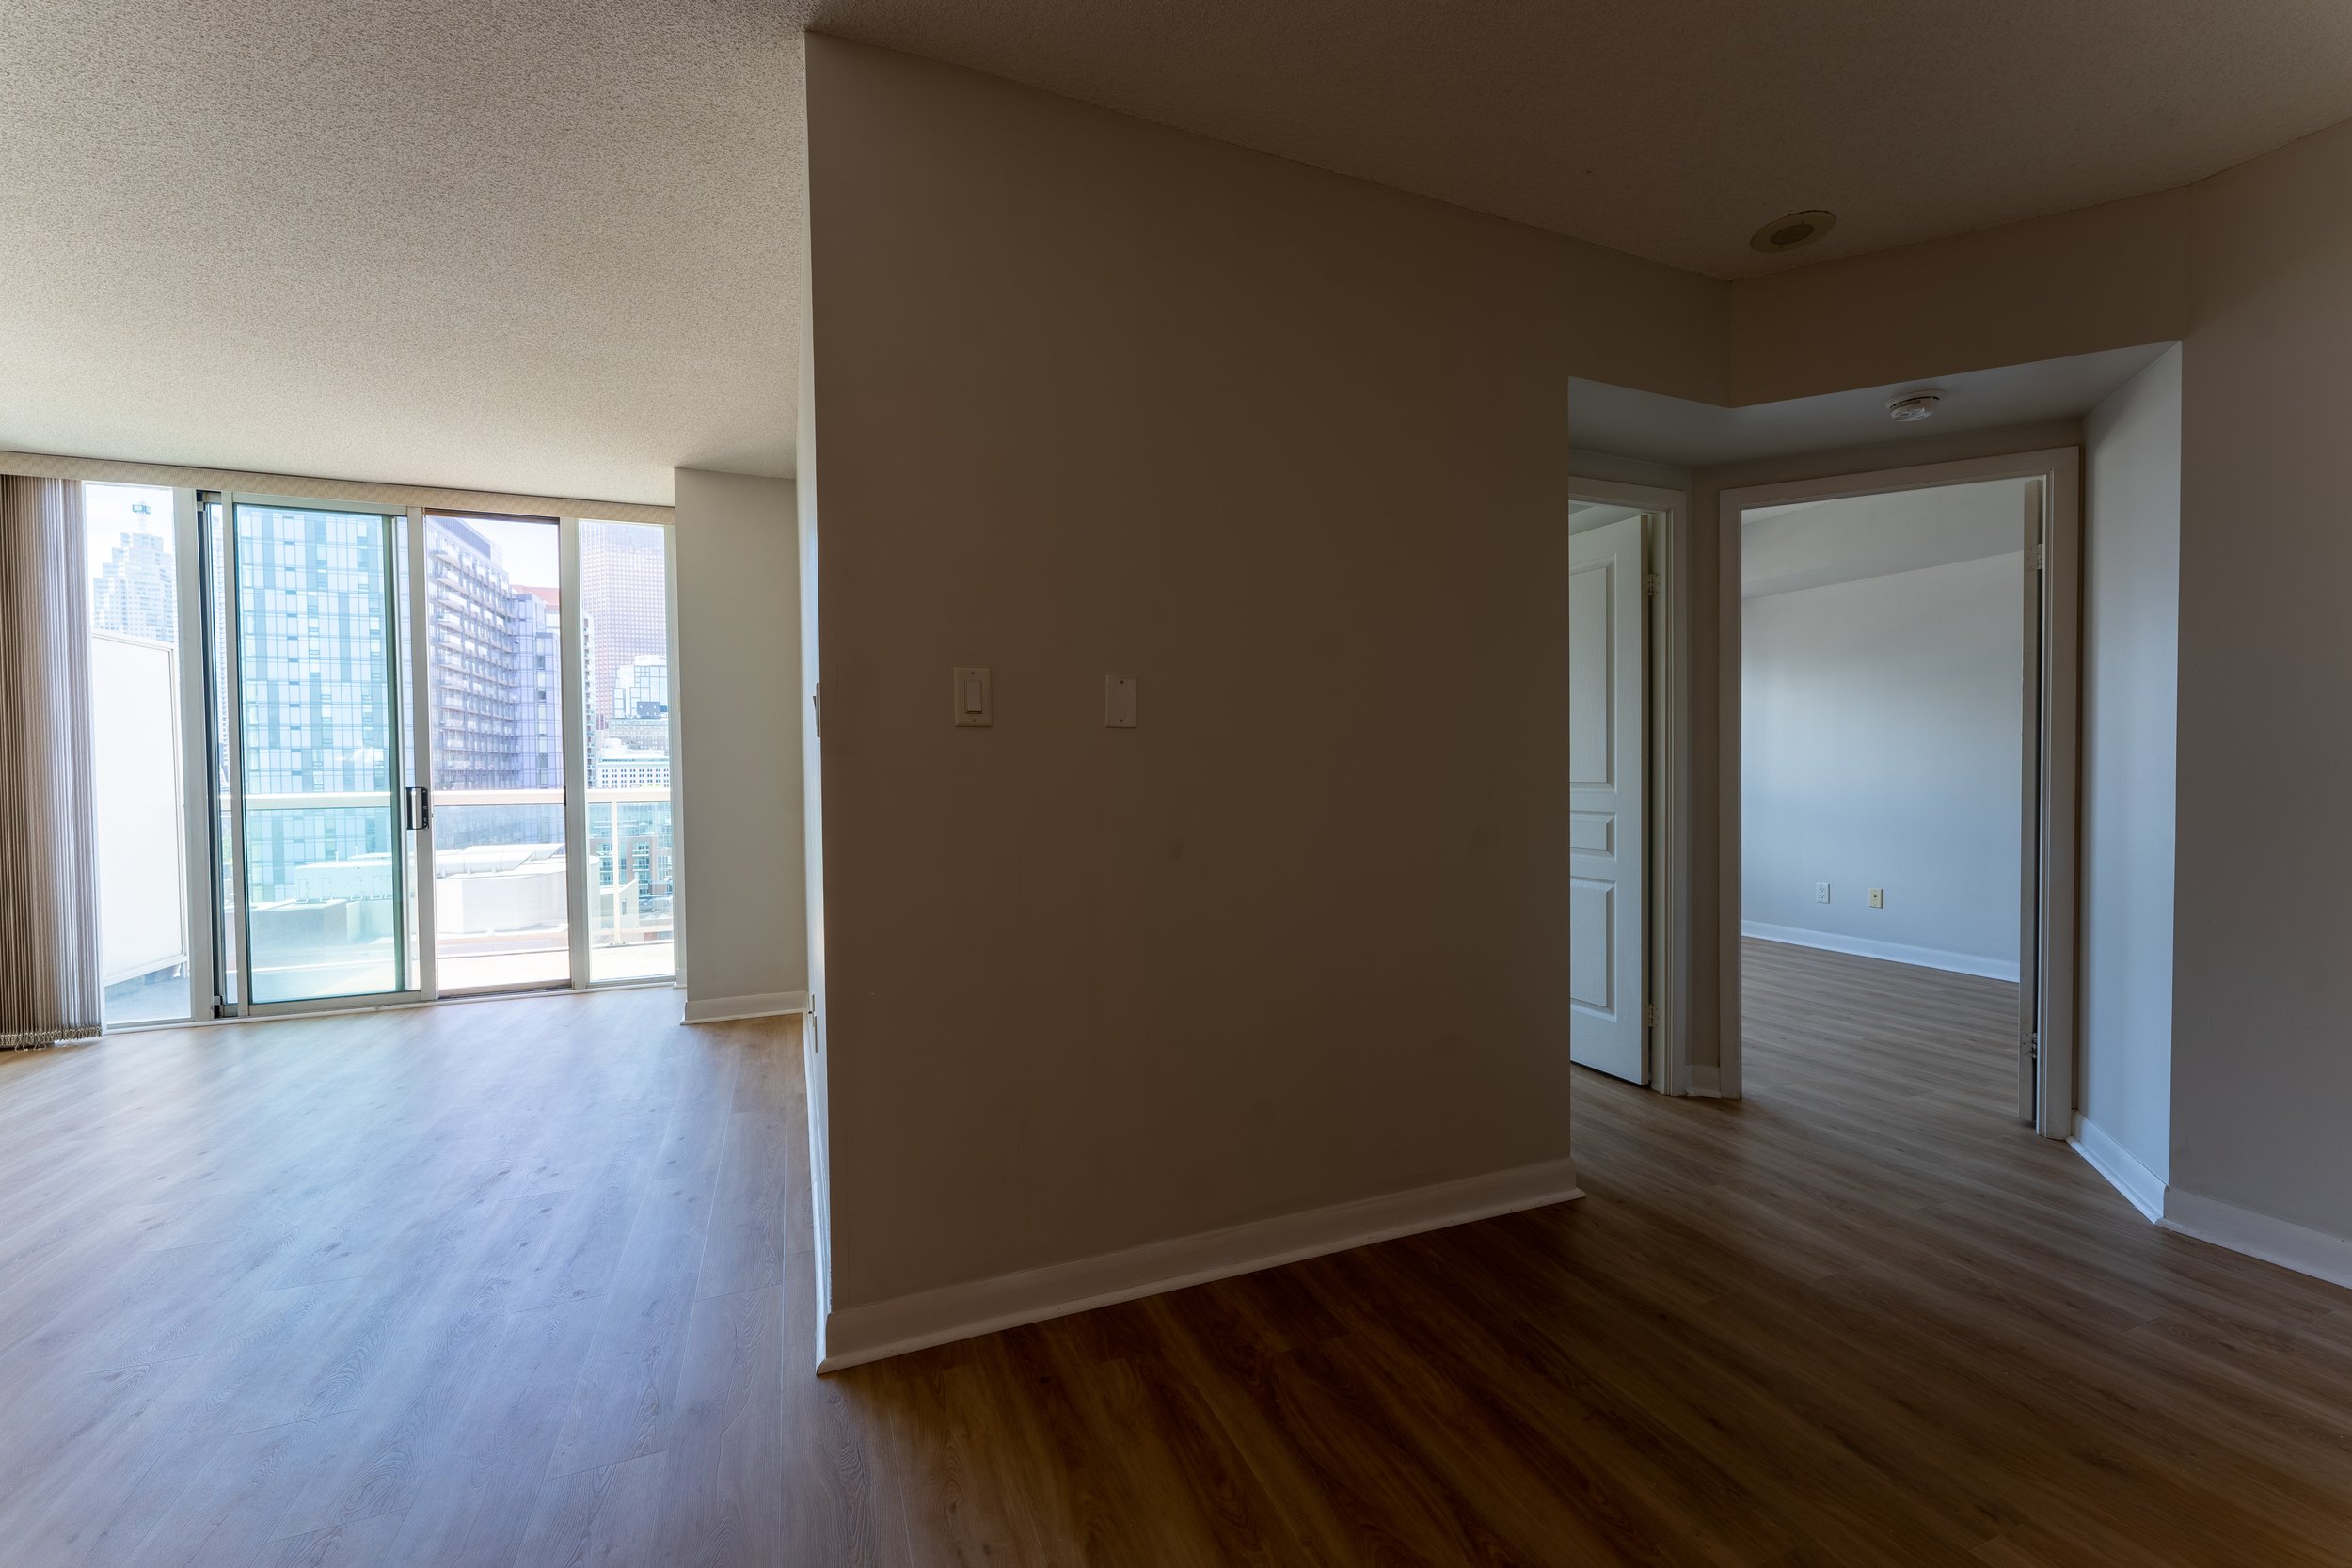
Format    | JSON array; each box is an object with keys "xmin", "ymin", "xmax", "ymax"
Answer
[
  {"xmin": 673, "ymin": 467, "xmax": 807, "ymax": 1017},
  {"xmin": 797, "ymin": 36, "xmax": 1730, "ymax": 1351},
  {"xmin": 2170, "ymin": 118, "xmax": 2352, "ymax": 1243},
  {"xmin": 2077, "ymin": 346, "xmax": 2181, "ymax": 1187},
  {"xmin": 1693, "ymin": 111, "xmax": 2352, "ymax": 1266},
  {"xmin": 1741, "ymin": 481, "xmax": 2029, "ymax": 599},
  {"xmin": 1741, "ymin": 551, "xmax": 2023, "ymax": 978}
]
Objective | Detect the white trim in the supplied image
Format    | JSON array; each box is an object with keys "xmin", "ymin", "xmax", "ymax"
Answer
[
  {"xmin": 558, "ymin": 517, "xmax": 593, "ymax": 990},
  {"xmin": 401, "ymin": 507, "xmax": 439, "ymax": 1003},
  {"xmin": 2068, "ymin": 1114, "xmax": 2167, "ymax": 1223},
  {"xmin": 2065, "ymin": 1126, "xmax": 2352, "ymax": 1293},
  {"xmin": 803, "ymin": 1022, "xmax": 831, "ymax": 1342},
  {"xmin": 1683, "ymin": 1065, "xmax": 1722, "ymax": 1098},
  {"xmin": 3, "ymin": 447, "xmax": 670, "ymax": 526},
  {"xmin": 661, "ymin": 520, "xmax": 689, "ymax": 990},
  {"xmin": 817, "ymin": 1158, "xmax": 1584, "ymax": 1371},
  {"xmin": 106, "ymin": 978, "xmax": 680, "ymax": 1031},
  {"xmin": 2160, "ymin": 1188, "xmax": 2352, "ymax": 1293},
  {"xmin": 168, "ymin": 487, "xmax": 216, "ymax": 1019},
  {"xmin": 1741, "ymin": 922, "xmax": 2020, "ymax": 983},
  {"xmin": 681, "ymin": 990, "xmax": 808, "ymax": 1023}
]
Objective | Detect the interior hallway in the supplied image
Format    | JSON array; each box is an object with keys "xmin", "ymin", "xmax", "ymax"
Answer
[{"xmin": 7, "ymin": 966, "xmax": 2352, "ymax": 1565}]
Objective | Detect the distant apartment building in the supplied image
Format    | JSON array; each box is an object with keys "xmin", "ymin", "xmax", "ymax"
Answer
[
  {"xmin": 613, "ymin": 653, "xmax": 667, "ymax": 720},
  {"xmin": 580, "ymin": 521, "xmax": 665, "ymax": 731},
  {"xmin": 92, "ymin": 531, "xmax": 177, "ymax": 642},
  {"xmin": 424, "ymin": 519, "xmax": 562, "ymax": 791},
  {"xmin": 232, "ymin": 506, "xmax": 400, "ymax": 901}
]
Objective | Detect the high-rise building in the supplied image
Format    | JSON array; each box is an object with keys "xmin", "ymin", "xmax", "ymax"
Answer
[
  {"xmin": 580, "ymin": 523, "xmax": 665, "ymax": 729},
  {"xmin": 424, "ymin": 519, "xmax": 563, "ymax": 791},
  {"xmin": 612, "ymin": 653, "xmax": 667, "ymax": 719},
  {"xmin": 93, "ymin": 531, "xmax": 178, "ymax": 642},
  {"xmin": 234, "ymin": 507, "xmax": 397, "ymax": 902}
]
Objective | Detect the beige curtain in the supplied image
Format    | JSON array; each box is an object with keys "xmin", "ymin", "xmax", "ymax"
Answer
[{"xmin": 0, "ymin": 476, "xmax": 102, "ymax": 1048}]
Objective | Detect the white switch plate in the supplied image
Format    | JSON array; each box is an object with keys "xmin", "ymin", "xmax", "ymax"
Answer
[
  {"xmin": 1104, "ymin": 674, "xmax": 1137, "ymax": 728},
  {"xmin": 953, "ymin": 666, "xmax": 993, "ymax": 727},
  {"xmin": 1868, "ymin": 887, "xmax": 1884, "ymax": 909},
  {"xmin": 1815, "ymin": 881, "xmax": 1831, "ymax": 903}
]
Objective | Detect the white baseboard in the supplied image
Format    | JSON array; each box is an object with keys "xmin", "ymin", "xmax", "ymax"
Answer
[
  {"xmin": 681, "ymin": 990, "xmax": 808, "ymax": 1024},
  {"xmin": 1740, "ymin": 921, "xmax": 2020, "ymax": 983},
  {"xmin": 2068, "ymin": 1114, "xmax": 2167, "ymax": 1222},
  {"xmin": 2066, "ymin": 1120, "xmax": 2352, "ymax": 1293},
  {"xmin": 2160, "ymin": 1187, "xmax": 2352, "ymax": 1293},
  {"xmin": 817, "ymin": 1157, "xmax": 1583, "ymax": 1371}
]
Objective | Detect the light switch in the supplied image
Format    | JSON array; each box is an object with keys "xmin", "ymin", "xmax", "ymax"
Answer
[
  {"xmin": 952, "ymin": 666, "xmax": 993, "ymax": 727},
  {"xmin": 1104, "ymin": 675, "xmax": 1137, "ymax": 728}
]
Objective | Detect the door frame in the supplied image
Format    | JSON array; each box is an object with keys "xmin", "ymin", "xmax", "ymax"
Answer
[
  {"xmin": 1715, "ymin": 447, "xmax": 2082, "ymax": 1137},
  {"xmin": 203, "ymin": 490, "xmax": 416, "ymax": 1018},
  {"xmin": 1570, "ymin": 476, "xmax": 1692, "ymax": 1095},
  {"xmin": 194, "ymin": 493, "xmax": 660, "ymax": 1018}
]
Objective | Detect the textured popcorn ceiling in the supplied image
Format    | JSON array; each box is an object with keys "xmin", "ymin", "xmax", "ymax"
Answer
[
  {"xmin": 0, "ymin": 0, "xmax": 803, "ymax": 505},
  {"xmin": 6, "ymin": 0, "xmax": 2350, "ymax": 502}
]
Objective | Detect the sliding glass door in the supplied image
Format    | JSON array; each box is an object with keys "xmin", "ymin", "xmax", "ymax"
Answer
[
  {"xmin": 216, "ymin": 499, "xmax": 410, "ymax": 1006},
  {"xmin": 420, "ymin": 514, "xmax": 571, "ymax": 992},
  {"xmin": 580, "ymin": 519, "xmax": 676, "ymax": 982},
  {"xmin": 173, "ymin": 488, "xmax": 675, "ymax": 1020}
]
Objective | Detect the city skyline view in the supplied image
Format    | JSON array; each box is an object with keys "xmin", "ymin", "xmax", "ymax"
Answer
[{"xmin": 82, "ymin": 484, "xmax": 679, "ymax": 1017}]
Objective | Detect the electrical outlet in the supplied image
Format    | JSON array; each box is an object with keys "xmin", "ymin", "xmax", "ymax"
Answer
[
  {"xmin": 1815, "ymin": 881, "xmax": 1831, "ymax": 904},
  {"xmin": 1868, "ymin": 887, "xmax": 1884, "ymax": 909}
]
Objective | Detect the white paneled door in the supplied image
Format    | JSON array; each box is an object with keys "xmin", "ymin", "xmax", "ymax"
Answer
[{"xmin": 1570, "ymin": 515, "xmax": 1646, "ymax": 1082}]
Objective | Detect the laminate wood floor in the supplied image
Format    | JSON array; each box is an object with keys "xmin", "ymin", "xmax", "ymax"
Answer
[{"xmin": 6, "ymin": 951, "xmax": 2352, "ymax": 1565}]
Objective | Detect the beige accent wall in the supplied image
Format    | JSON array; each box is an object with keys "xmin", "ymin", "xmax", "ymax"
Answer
[
  {"xmin": 801, "ymin": 35, "xmax": 1727, "ymax": 1312},
  {"xmin": 673, "ymin": 467, "xmax": 808, "ymax": 1012}
]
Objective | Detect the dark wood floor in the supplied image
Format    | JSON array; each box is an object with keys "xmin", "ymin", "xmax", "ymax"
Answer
[{"xmin": 7, "ymin": 950, "xmax": 2352, "ymax": 1565}]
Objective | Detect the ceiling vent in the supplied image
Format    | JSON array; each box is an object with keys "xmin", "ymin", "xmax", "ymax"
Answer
[
  {"xmin": 1887, "ymin": 391, "xmax": 1943, "ymax": 422},
  {"xmin": 1749, "ymin": 210, "xmax": 1836, "ymax": 254}
]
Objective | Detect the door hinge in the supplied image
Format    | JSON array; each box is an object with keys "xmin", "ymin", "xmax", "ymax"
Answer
[
  {"xmin": 2032, "ymin": 543, "xmax": 2046, "ymax": 571},
  {"xmin": 1644, "ymin": 1004, "xmax": 1658, "ymax": 1028},
  {"xmin": 1643, "ymin": 573, "xmax": 1661, "ymax": 597},
  {"xmin": 811, "ymin": 682, "xmax": 822, "ymax": 738}
]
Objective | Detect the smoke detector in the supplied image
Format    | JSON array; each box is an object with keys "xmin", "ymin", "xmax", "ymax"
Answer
[
  {"xmin": 1749, "ymin": 210, "xmax": 1836, "ymax": 254},
  {"xmin": 1887, "ymin": 391, "xmax": 1943, "ymax": 422}
]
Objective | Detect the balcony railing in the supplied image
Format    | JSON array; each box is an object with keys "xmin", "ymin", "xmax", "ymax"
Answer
[{"xmin": 231, "ymin": 784, "xmax": 675, "ymax": 989}]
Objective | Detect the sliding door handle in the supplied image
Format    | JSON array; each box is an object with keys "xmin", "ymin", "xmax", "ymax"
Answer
[{"xmin": 405, "ymin": 785, "xmax": 433, "ymax": 831}]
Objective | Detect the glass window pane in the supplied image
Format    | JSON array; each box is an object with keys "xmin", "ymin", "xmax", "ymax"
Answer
[
  {"xmin": 580, "ymin": 520, "xmax": 674, "ymax": 981},
  {"xmin": 233, "ymin": 503, "xmax": 401, "ymax": 1005},
  {"xmin": 424, "ymin": 515, "xmax": 569, "ymax": 991},
  {"xmin": 85, "ymin": 482, "xmax": 192, "ymax": 1023}
]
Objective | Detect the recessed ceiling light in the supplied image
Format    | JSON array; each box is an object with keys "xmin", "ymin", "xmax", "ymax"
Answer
[
  {"xmin": 1887, "ymin": 391, "xmax": 1942, "ymax": 422},
  {"xmin": 1750, "ymin": 210, "xmax": 1836, "ymax": 254}
]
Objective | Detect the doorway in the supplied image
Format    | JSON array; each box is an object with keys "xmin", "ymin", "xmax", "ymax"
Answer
[{"xmin": 1719, "ymin": 451, "xmax": 2080, "ymax": 1135}]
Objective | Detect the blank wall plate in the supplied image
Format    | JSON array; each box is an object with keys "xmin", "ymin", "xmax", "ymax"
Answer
[
  {"xmin": 1104, "ymin": 675, "xmax": 1136, "ymax": 728},
  {"xmin": 953, "ymin": 666, "xmax": 993, "ymax": 727}
]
